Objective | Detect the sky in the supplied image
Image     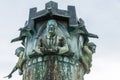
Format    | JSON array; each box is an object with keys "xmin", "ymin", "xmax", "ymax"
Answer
[{"xmin": 0, "ymin": 0, "xmax": 120, "ymax": 80}]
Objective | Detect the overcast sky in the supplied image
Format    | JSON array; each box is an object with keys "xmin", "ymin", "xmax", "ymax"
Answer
[{"xmin": 0, "ymin": 0, "xmax": 120, "ymax": 80}]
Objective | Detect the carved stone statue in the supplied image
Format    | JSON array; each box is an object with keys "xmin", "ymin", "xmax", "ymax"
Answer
[
  {"xmin": 5, "ymin": 47, "xmax": 25, "ymax": 79},
  {"xmin": 6, "ymin": 1, "xmax": 98, "ymax": 80},
  {"xmin": 81, "ymin": 42, "xmax": 96, "ymax": 74},
  {"xmin": 30, "ymin": 20, "xmax": 69, "ymax": 57}
]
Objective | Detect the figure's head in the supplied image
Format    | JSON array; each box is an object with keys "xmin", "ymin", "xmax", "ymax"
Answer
[
  {"xmin": 15, "ymin": 47, "xmax": 24, "ymax": 57},
  {"xmin": 47, "ymin": 19, "xmax": 57, "ymax": 36},
  {"xmin": 87, "ymin": 42, "xmax": 96, "ymax": 53}
]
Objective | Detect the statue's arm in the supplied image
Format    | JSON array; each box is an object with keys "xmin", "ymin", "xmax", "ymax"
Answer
[
  {"xmin": 58, "ymin": 44, "xmax": 69, "ymax": 54},
  {"xmin": 83, "ymin": 46, "xmax": 92, "ymax": 56},
  {"xmin": 58, "ymin": 37, "xmax": 69, "ymax": 54},
  {"xmin": 82, "ymin": 45, "xmax": 93, "ymax": 62}
]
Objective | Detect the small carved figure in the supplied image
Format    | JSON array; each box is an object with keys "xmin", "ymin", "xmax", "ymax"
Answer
[
  {"xmin": 4, "ymin": 47, "xmax": 25, "ymax": 79},
  {"xmin": 81, "ymin": 42, "xmax": 96, "ymax": 74}
]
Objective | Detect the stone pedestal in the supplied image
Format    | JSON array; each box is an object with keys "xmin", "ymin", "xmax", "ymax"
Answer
[{"xmin": 22, "ymin": 56, "xmax": 85, "ymax": 80}]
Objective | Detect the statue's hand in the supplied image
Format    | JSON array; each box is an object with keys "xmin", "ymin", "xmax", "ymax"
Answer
[
  {"xmin": 40, "ymin": 47, "xmax": 46, "ymax": 53},
  {"xmin": 52, "ymin": 47, "xmax": 59, "ymax": 52},
  {"xmin": 47, "ymin": 46, "xmax": 59, "ymax": 53},
  {"xmin": 47, "ymin": 49, "xmax": 53, "ymax": 52},
  {"xmin": 4, "ymin": 74, "xmax": 12, "ymax": 79}
]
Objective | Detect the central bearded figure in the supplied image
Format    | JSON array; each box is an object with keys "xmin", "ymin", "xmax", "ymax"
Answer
[{"xmin": 33, "ymin": 20, "xmax": 69, "ymax": 56}]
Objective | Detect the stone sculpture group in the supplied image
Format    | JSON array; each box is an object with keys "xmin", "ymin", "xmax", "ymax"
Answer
[{"xmin": 5, "ymin": 1, "xmax": 98, "ymax": 80}]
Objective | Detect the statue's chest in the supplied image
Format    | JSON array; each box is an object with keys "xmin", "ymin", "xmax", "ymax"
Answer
[{"xmin": 45, "ymin": 36, "xmax": 59, "ymax": 47}]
